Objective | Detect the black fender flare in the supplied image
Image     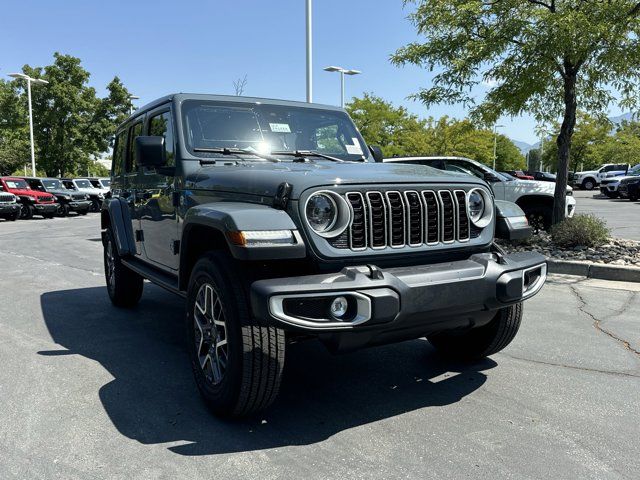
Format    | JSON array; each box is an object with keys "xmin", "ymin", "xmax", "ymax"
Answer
[
  {"xmin": 101, "ymin": 198, "xmax": 136, "ymax": 256},
  {"xmin": 494, "ymin": 200, "xmax": 533, "ymax": 241},
  {"xmin": 181, "ymin": 202, "xmax": 306, "ymax": 262}
]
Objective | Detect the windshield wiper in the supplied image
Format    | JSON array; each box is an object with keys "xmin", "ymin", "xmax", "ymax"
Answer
[
  {"xmin": 193, "ymin": 147, "xmax": 280, "ymax": 163},
  {"xmin": 271, "ymin": 150, "xmax": 347, "ymax": 163}
]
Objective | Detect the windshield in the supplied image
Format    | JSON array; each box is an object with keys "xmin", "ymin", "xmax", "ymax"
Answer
[
  {"xmin": 42, "ymin": 179, "xmax": 64, "ymax": 190},
  {"xmin": 99, "ymin": 179, "xmax": 111, "ymax": 187},
  {"xmin": 74, "ymin": 180, "xmax": 93, "ymax": 189},
  {"xmin": 627, "ymin": 165, "xmax": 640, "ymax": 176},
  {"xmin": 182, "ymin": 100, "xmax": 369, "ymax": 161},
  {"xmin": 5, "ymin": 180, "xmax": 29, "ymax": 189}
]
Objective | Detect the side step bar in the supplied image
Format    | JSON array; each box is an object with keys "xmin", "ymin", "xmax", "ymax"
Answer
[{"xmin": 121, "ymin": 258, "xmax": 185, "ymax": 298}]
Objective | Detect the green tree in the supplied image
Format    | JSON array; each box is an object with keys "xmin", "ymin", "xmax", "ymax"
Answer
[
  {"xmin": 346, "ymin": 93, "xmax": 434, "ymax": 157},
  {"xmin": 0, "ymin": 80, "xmax": 30, "ymax": 175},
  {"xmin": 393, "ymin": 0, "xmax": 640, "ymax": 224},
  {"xmin": 7, "ymin": 53, "xmax": 132, "ymax": 177}
]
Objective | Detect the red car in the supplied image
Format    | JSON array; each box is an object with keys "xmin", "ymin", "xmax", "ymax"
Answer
[
  {"xmin": 0, "ymin": 177, "xmax": 58, "ymax": 219},
  {"xmin": 503, "ymin": 170, "xmax": 535, "ymax": 180}
]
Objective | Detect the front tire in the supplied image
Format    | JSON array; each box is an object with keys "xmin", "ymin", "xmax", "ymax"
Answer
[
  {"xmin": 522, "ymin": 206, "xmax": 552, "ymax": 232},
  {"xmin": 57, "ymin": 203, "xmax": 70, "ymax": 217},
  {"xmin": 20, "ymin": 204, "xmax": 34, "ymax": 219},
  {"xmin": 582, "ymin": 178, "xmax": 596, "ymax": 190},
  {"xmin": 427, "ymin": 303, "xmax": 523, "ymax": 360},
  {"xmin": 186, "ymin": 252, "xmax": 285, "ymax": 418},
  {"xmin": 104, "ymin": 228, "xmax": 143, "ymax": 308},
  {"xmin": 90, "ymin": 199, "xmax": 101, "ymax": 212}
]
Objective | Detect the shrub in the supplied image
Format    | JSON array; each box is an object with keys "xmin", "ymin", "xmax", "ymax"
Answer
[{"xmin": 551, "ymin": 214, "xmax": 610, "ymax": 248}]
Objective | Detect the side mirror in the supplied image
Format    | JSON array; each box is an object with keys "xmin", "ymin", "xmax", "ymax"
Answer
[
  {"xmin": 484, "ymin": 172, "xmax": 501, "ymax": 183},
  {"xmin": 136, "ymin": 136, "xmax": 166, "ymax": 168},
  {"xmin": 369, "ymin": 145, "xmax": 384, "ymax": 163}
]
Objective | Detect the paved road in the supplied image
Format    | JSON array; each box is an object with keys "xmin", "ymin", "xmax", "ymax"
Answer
[
  {"xmin": 573, "ymin": 189, "xmax": 640, "ymax": 240},
  {"xmin": 0, "ymin": 215, "xmax": 639, "ymax": 479}
]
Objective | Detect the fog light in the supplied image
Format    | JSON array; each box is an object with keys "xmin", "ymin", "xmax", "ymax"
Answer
[{"xmin": 330, "ymin": 296, "xmax": 348, "ymax": 319}]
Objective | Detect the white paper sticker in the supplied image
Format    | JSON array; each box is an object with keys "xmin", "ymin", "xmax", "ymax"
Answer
[
  {"xmin": 345, "ymin": 138, "xmax": 363, "ymax": 155},
  {"xmin": 269, "ymin": 123, "xmax": 291, "ymax": 133}
]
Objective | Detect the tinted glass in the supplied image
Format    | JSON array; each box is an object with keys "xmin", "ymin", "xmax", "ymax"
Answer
[
  {"xmin": 5, "ymin": 179, "xmax": 29, "ymax": 189},
  {"xmin": 42, "ymin": 179, "xmax": 64, "ymax": 190},
  {"xmin": 127, "ymin": 122, "xmax": 144, "ymax": 172},
  {"xmin": 113, "ymin": 131, "xmax": 127, "ymax": 177},
  {"xmin": 75, "ymin": 180, "xmax": 92, "ymax": 189},
  {"xmin": 182, "ymin": 101, "xmax": 368, "ymax": 161},
  {"xmin": 149, "ymin": 111, "xmax": 175, "ymax": 166}
]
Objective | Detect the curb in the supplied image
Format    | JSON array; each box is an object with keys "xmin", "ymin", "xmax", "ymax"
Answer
[{"xmin": 547, "ymin": 259, "xmax": 640, "ymax": 283}]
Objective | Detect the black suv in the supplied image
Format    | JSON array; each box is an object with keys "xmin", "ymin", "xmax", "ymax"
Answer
[
  {"xmin": 102, "ymin": 94, "xmax": 546, "ymax": 417},
  {"xmin": 23, "ymin": 177, "xmax": 91, "ymax": 216}
]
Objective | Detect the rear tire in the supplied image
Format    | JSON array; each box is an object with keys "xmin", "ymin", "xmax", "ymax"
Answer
[
  {"xmin": 630, "ymin": 193, "xmax": 639, "ymax": 202},
  {"xmin": 104, "ymin": 228, "xmax": 143, "ymax": 308},
  {"xmin": 186, "ymin": 252, "xmax": 285, "ymax": 418},
  {"xmin": 427, "ymin": 303, "xmax": 523, "ymax": 360}
]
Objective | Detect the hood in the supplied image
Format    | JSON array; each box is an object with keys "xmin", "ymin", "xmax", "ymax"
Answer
[
  {"xmin": 507, "ymin": 178, "xmax": 572, "ymax": 194},
  {"xmin": 4, "ymin": 187, "xmax": 55, "ymax": 200},
  {"xmin": 184, "ymin": 161, "xmax": 485, "ymax": 199}
]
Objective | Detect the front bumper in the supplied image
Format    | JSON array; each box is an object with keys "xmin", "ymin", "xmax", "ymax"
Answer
[
  {"xmin": 34, "ymin": 203, "xmax": 58, "ymax": 214},
  {"xmin": 0, "ymin": 204, "xmax": 20, "ymax": 215},
  {"xmin": 68, "ymin": 200, "xmax": 92, "ymax": 211},
  {"xmin": 251, "ymin": 252, "xmax": 546, "ymax": 341}
]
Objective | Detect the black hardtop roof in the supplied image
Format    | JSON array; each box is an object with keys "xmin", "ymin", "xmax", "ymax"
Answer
[{"xmin": 123, "ymin": 93, "xmax": 345, "ymax": 125}]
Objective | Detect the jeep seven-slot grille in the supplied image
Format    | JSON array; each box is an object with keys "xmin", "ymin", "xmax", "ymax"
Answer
[
  {"xmin": 339, "ymin": 189, "xmax": 476, "ymax": 251},
  {"xmin": 0, "ymin": 194, "xmax": 15, "ymax": 203}
]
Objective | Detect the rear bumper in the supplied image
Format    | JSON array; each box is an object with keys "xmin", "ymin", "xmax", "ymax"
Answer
[{"xmin": 251, "ymin": 252, "xmax": 546, "ymax": 340}]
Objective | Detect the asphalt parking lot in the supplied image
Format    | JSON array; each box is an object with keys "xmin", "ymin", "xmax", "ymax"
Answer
[
  {"xmin": 0, "ymin": 215, "xmax": 639, "ymax": 479},
  {"xmin": 573, "ymin": 189, "xmax": 640, "ymax": 240}
]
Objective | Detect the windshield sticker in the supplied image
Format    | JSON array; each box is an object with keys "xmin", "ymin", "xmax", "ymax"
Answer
[
  {"xmin": 269, "ymin": 123, "xmax": 291, "ymax": 133},
  {"xmin": 345, "ymin": 138, "xmax": 363, "ymax": 155}
]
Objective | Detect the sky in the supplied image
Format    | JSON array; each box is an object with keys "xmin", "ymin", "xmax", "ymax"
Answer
[{"xmin": 0, "ymin": 0, "xmax": 628, "ymax": 145}]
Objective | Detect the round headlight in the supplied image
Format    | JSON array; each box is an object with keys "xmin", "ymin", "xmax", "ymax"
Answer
[
  {"xmin": 467, "ymin": 188, "xmax": 493, "ymax": 228},
  {"xmin": 304, "ymin": 190, "xmax": 352, "ymax": 238},
  {"xmin": 468, "ymin": 190, "xmax": 485, "ymax": 223},
  {"xmin": 306, "ymin": 193, "xmax": 337, "ymax": 233}
]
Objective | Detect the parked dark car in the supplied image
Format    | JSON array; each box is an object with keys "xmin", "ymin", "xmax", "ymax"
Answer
[
  {"xmin": 503, "ymin": 170, "xmax": 534, "ymax": 180},
  {"xmin": 528, "ymin": 171, "xmax": 557, "ymax": 182},
  {"xmin": 22, "ymin": 177, "xmax": 91, "ymax": 216},
  {"xmin": 618, "ymin": 176, "xmax": 640, "ymax": 201},
  {"xmin": 101, "ymin": 93, "xmax": 546, "ymax": 418}
]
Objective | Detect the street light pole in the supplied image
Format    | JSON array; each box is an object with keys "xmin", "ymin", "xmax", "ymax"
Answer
[
  {"xmin": 492, "ymin": 124, "xmax": 505, "ymax": 171},
  {"xmin": 8, "ymin": 73, "xmax": 49, "ymax": 176},
  {"xmin": 323, "ymin": 66, "xmax": 362, "ymax": 107},
  {"xmin": 306, "ymin": 0, "xmax": 312, "ymax": 103}
]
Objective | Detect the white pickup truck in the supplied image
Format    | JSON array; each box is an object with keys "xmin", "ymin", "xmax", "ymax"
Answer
[
  {"xmin": 384, "ymin": 156, "xmax": 576, "ymax": 230},
  {"xmin": 573, "ymin": 163, "xmax": 629, "ymax": 190}
]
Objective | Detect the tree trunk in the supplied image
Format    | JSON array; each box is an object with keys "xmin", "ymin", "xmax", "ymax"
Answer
[{"xmin": 553, "ymin": 72, "xmax": 577, "ymax": 225}]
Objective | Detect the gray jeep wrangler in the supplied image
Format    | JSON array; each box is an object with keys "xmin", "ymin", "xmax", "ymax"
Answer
[{"xmin": 101, "ymin": 94, "xmax": 546, "ymax": 418}]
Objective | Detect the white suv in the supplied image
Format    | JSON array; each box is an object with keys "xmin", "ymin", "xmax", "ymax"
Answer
[
  {"xmin": 573, "ymin": 163, "xmax": 629, "ymax": 190},
  {"xmin": 384, "ymin": 156, "xmax": 576, "ymax": 230}
]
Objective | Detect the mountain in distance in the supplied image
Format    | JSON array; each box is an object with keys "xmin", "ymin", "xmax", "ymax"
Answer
[{"xmin": 510, "ymin": 111, "xmax": 640, "ymax": 154}]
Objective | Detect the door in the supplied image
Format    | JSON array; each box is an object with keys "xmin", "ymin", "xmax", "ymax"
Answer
[
  {"xmin": 125, "ymin": 121, "xmax": 144, "ymax": 256},
  {"xmin": 137, "ymin": 108, "xmax": 179, "ymax": 270}
]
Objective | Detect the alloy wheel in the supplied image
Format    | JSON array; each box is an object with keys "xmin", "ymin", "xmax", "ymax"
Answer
[{"xmin": 193, "ymin": 283, "xmax": 229, "ymax": 385}]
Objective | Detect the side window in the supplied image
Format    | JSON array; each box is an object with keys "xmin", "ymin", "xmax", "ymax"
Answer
[
  {"xmin": 113, "ymin": 130, "xmax": 127, "ymax": 177},
  {"xmin": 126, "ymin": 122, "xmax": 144, "ymax": 172},
  {"xmin": 148, "ymin": 111, "xmax": 175, "ymax": 166}
]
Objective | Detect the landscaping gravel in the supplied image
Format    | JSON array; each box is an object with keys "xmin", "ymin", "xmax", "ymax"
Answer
[{"xmin": 497, "ymin": 233, "xmax": 640, "ymax": 266}]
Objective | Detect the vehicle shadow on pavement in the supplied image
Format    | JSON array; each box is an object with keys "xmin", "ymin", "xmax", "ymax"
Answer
[{"xmin": 40, "ymin": 285, "xmax": 496, "ymax": 456}]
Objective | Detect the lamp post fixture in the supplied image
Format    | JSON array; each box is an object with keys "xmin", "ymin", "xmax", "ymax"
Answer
[
  {"xmin": 8, "ymin": 73, "xmax": 49, "ymax": 176},
  {"xmin": 323, "ymin": 66, "xmax": 362, "ymax": 108},
  {"xmin": 306, "ymin": 0, "xmax": 313, "ymax": 102},
  {"xmin": 128, "ymin": 95, "xmax": 140, "ymax": 115},
  {"xmin": 492, "ymin": 124, "xmax": 505, "ymax": 171}
]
